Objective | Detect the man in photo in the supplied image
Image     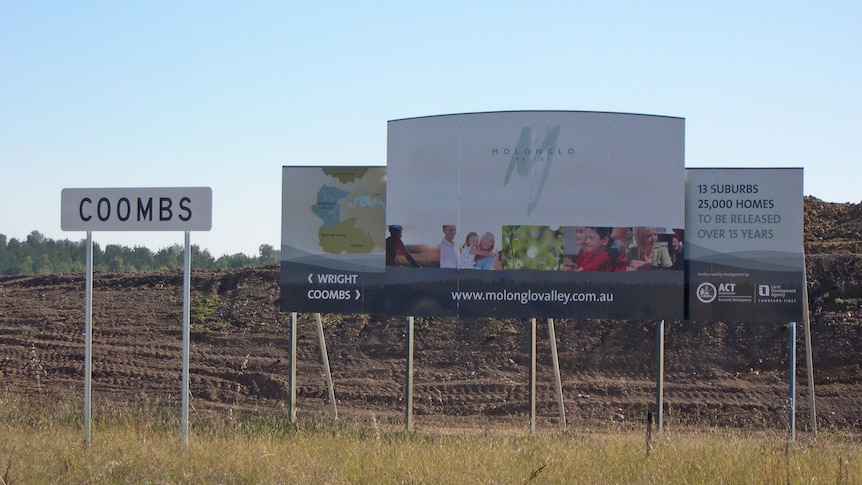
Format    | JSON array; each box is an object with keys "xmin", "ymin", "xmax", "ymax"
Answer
[
  {"xmin": 386, "ymin": 225, "xmax": 421, "ymax": 268},
  {"xmin": 439, "ymin": 225, "xmax": 458, "ymax": 268}
]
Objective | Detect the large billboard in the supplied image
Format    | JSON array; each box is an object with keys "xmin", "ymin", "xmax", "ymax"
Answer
[
  {"xmin": 386, "ymin": 111, "xmax": 685, "ymax": 318},
  {"xmin": 279, "ymin": 166, "xmax": 386, "ymax": 314},
  {"xmin": 685, "ymin": 168, "xmax": 804, "ymax": 322}
]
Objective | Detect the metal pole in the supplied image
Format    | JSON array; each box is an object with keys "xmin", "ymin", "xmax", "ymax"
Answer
[
  {"xmin": 547, "ymin": 318, "xmax": 567, "ymax": 429},
  {"xmin": 288, "ymin": 312, "xmax": 297, "ymax": 423},
  {"xmin": 315, "ymin": 313, "xmax": 338, "ymax": 419},
  {"xmin": 182, "ymin": 231, "xmax": 190, "ymax": 451},
  {"xmin": 790, "ymin": 321, "xmax": 797, "ymax": 441},
  {"xmin": 405, "ymin": 316, "xmax": 414, "ymax": 431},
  {"xmin": 84, "ymin": 231, "xmax": 93, "ymax": 448},
  {"xmin": 803, "ymin": 318, "xmax": 817, "ymax": 438},
  {"xmin": 529, "ymin": 317, "xmax": 537, "ymax": 434},
  {"xmin": 801, "ymin": 264, "xmax": 817, "ymax": 438},
  {"xmin": 656, "ymin": 320, "xmax": 665, "ymax": 435}
]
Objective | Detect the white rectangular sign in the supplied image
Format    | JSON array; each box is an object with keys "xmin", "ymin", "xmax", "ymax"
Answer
[
  {"xmin": 685, "ymin": 168, "xmax": 804, "ymax": 322},
  {"xmin": 61, "ymin": 187, "xmax": 212, "ymax": 231}
]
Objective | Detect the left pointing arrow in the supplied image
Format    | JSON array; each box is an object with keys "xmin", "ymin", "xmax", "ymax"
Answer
[{"xmin": 307, "ymin": 273, "xmax": 314, "ymax": 284}]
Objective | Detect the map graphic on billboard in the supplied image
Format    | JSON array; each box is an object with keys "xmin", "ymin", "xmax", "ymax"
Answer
[
  {"xmin": 280, "ymin": 166, "xmax": 385, "ymax": 314},
  {"xmin": 386, "ymin": 111, "xmax": 686, "ymax": 319},
  {"xmin": 685, "ymin": 168, "xmax": 804, "ymax": 322}
]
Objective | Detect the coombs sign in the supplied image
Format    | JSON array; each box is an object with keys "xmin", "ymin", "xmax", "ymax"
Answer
[
  {"xmin": 386, "ymin": 111, "xmax": 686, "ymax": 318},
  {"xmin": 61, "ymin": 187, "xmax": 212, "ymax": 231}
]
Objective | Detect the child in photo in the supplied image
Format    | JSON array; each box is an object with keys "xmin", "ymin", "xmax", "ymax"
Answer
[
  {"xmin": 572, "ymin": 227, "xmax": 624, "ymax": 272},
  {"xmin": 562, "ymin": 226, "xmax": 586, "ymax": 270},
  {"xmin": 458, "ymin": 231, "xmax": 480, "ymax": 269}
]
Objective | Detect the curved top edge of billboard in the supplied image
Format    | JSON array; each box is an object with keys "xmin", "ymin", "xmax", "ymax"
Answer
[
  {"xmin": 281, "ymin": 164, "xmax": 386, "ymax": 168},
  {"xmin": 687, "ymin": 167, "xmax": 804, "ymax": 171},
  {"xmin": 388, "ymin": 109, "xmax": 684, "ymax": 123}
]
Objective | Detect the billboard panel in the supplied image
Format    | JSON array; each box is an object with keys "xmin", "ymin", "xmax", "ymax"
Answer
[
  {"xmin": 280, "ymin": 166, "xmax": 385, "ymax": 314},
  {"xmin": 685, "ymin": 168, "xmax": 804, "ymax": 322},
  {"xmin": 386, "ymin": 111, "xmax": 685, "ymax": 318}
]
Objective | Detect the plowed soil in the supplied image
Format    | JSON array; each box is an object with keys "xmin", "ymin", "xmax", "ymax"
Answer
[{"xmin": 2, "ymin": 196, "xmax": 861, "ymax": 433}]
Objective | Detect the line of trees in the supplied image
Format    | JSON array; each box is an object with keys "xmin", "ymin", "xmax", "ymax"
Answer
[{"xmin": 0, "ymin": 231, "xmax": 279, "ymax": 275}]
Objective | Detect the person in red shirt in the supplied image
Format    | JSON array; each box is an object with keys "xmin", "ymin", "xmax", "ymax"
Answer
[{"xmin": 571, "ymin": 227, "xmax": 625, "ymax": 272}]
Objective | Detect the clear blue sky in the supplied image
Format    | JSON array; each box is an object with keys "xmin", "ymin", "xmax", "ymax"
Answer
[{"xmin": 2, "ymin": 2, "xmax": 859, "ymax": 257}]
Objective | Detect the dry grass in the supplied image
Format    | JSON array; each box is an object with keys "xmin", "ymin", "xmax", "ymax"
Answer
[{"xmin": 1, "ymin": 393, "xmax": 860, "ymax": 484}]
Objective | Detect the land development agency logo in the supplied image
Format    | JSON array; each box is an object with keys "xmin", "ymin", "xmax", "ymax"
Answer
[
  {"xmin": 696, "ymin": 282, "xmax": 717, "ymax": 303},
  {"xmin": 757, "ymin": 284, "xmax": 798, "ymax": 303}
]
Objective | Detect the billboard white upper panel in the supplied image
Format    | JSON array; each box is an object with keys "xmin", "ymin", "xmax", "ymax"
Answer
[
  {"xmin": 61, "ymin": 187, "xmax": 212, "ymax": 232},
  {"xmin": 388, "ymin": 111, "xmax": 685, "ymax": 243}
]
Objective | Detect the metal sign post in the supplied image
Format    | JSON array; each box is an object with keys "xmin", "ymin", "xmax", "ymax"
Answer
[
  {"xmin": 801, "ymin": 268, "xmax": 817, "ymax": 439},
  {"xmin": 182, "ymin": 231, "xmax": 191, "ymax": 451},
  {"xmin": 547, "ymin": 318, "xmax": 566, "ymax": 429},
  {"xmin": 282, "ymin": 312, "xmax": 341, "ymax": 423},
  {"xmin": 314, "ymin": 313, "xmax": 338, "ymax": 419},
  {"xmin": 62, "ymin": 187, "xmax": 212, "ymax": 449},
  {"xmin": 405, "ymin": 316, "xmax": 415, "ymax": 431},
  {"xmin": 790, "ymin": 321, "xmax": 797, "ymax": 440},
  {"xmin": 656, "ymin": 320, "xmax": 665, "ymax": 435},
  {"xmin": 288, "ymin": 311, "xmax": 297, "ymax": 423},
  {"xmin": 529, "ymin": 318, "xmax": 537, "ymax": 434},
  {"xmin": 84, "ymin": 232, "xmax": 93, "ymax": 448}
]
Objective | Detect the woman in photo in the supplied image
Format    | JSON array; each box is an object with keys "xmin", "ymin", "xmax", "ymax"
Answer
[
  {"xmin": 474, "ymin": 232, "xmax": 498, "ymax": 270},
  {"xmin": 626, "ymin": 226, "xmax": 673, "ymax": 270}
]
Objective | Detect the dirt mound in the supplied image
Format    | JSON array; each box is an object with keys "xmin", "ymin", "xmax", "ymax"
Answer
[
  {"xmin": 1, "ymin": 197, "xmax": 861, "ymax": 432},
  {"xmin": 804, "ymin": 196, "xmax": 862, "ymax": 254}
]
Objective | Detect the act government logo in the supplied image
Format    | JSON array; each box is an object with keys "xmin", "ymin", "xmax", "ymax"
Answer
[{"xmin": 696, "ymin": 282, "xmax": 717, "ymax": 304}]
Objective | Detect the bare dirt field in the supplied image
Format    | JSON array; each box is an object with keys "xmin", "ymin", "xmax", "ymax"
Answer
[{"xmin": 2, "ymin": 197, "xmax": 861, "ymax": 433}]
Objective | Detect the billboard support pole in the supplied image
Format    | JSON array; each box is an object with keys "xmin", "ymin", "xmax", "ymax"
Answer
[
  {"xmin": 314, "ymin": 313, "xmax": 338, "ymax": 419},
  {"xmin": 790, "ymin": 321, "xmax": 797, "ymax": 441},
  {"xmin": 529, "ymin": 318, "xmax": 537, "ymax": 434},
  {"xmin": 84, "ymin": 231, "xmax": 93, "ymax": 449},
  {"xmin": 801, "ymin": 262, "xmax": 817, "ymax": 439},
  {"xmin": 405, "ymin": 316, "xmax": 414, "ymax": 431},
  {"xmin": 656, "ymin": 320, "xmax": 665, "ymax": 436},
  {"xmin": 288, "ymin": 312, "xmax": 297, "ymax": 423},
  {"xmin": 181, "ymin": 231, "xmax": 191, "ymax": 451},
  {"xmin": 547, "ymin": 318, "xmax": 566, "ymax": 429}
]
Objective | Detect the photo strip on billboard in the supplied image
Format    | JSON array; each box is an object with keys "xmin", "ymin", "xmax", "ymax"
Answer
[
  {"xmin": 386, "ymin": 111, "xmax": 686, "ymax": 319},
  {"xmin": 279, "ymin": 166, "xmax": 386, "ymax": 314},
  {"xmin": 685, "ymin": 168, "xmax": 805, "ymax": 322}
]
